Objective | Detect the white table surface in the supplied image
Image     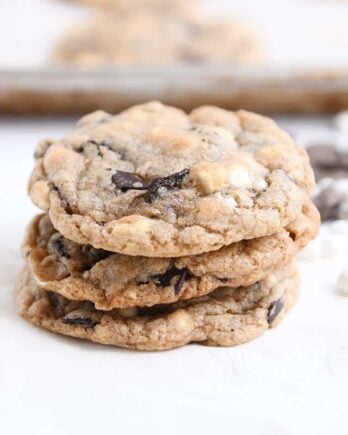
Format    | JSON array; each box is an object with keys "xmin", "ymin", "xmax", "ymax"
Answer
[{"xmin": 0, "ymin": 116, "xmax": 348, "ymax": 435}]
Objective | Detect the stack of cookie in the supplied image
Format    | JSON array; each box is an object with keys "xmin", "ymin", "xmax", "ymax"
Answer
[{"xmin": 17, "ymin": 102, "xmax": 319, "ymax": 350}]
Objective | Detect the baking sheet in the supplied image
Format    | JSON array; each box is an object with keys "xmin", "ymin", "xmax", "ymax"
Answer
[
  {"xmin": 1, "ymin": 0, "xmax": 348, "ymax": 115},
  {"xmin": 2, "ymin": 66, "xmax": 348, "ymax": 115}
]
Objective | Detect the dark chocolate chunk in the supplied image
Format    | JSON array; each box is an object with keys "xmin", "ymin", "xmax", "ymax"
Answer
[
  {"xmin": 314, "ymin": 167, "xmax": 348, "ymax": 182},
  {"xmin": 82, "ymin": 244, "xmax": 110, "ymax": 262},
  {"xmin": 48, "ymin": 292, "xmax": 63, "ymax": 311},
  {"xmin": 145, "ymin": 168, "xmax": 189, "ymax": 202},
  {"xmin": 111, "ymin": 170, "xmax": 148, "ymax": 192},
  {"xmin": 75, "ymin": 145, "xmax": 85, "ymax": 153},
  {"xmin": 51, "ymin": 236, "xmax": 70, "ymax": 259},
  {"xmin": 267, "ymin": 299, "xmax": 283, "ymax": 324},
  {"xmin": 314, "ymin": 187, "xmax": 346, "ymax": 221},
  {"xmin": 174, "ymin": 269, "xmax": 189, "ymax": 294},
  {"xmin": 62, "ymin": 315, "xmax": 99, "ymax": 328},
  {"xmin": 307, "ymin": 144, "xmax": 338, "ymax": 167},
  {"xmin": 152, "ymin": 267, "xmax": 190, "ymax": 294}
]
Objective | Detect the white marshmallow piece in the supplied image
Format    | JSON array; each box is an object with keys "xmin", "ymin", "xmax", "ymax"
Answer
[
  {"xmin": 334, "ymin": 110, "xmax": 348, "ymax": 133},
  {"xmin": 335, "ymin": 132, "xmax": 348, "ymax": 153},
  {"xmin": 297, "ymin": 238, "xmax": 321, "ymax": 261},
  {"xmin": 336, "ymin": 269, "xmax": 348, "ymax": 296},
  {"xmin": 228, "ymin": 167, "xmax": 252, "ymax": 189}
]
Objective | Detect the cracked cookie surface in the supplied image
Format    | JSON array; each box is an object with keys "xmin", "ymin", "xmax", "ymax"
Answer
[
  {"xmin": 16, "ymin": 265, "xmax": 299, "ymax": 351},
  {"xmin": 29, "ymin": 102, "xmax": 314, "ymax": 257},
  {"xmin": 23, "ymin": 203, "xmax": 318, "ymax": 309}
]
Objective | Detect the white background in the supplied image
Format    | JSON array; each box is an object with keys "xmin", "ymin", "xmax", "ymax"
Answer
[
  {"xmin": 0, "ymin": 0, "xmax": 348, "ymax": 433},
  {"xmin": 1, "ymin": 0, "xmax": 348, "ymax": 68},
  {"xmin": 0, "ymin": 116, "xmax": 347, "ymax": 435}
]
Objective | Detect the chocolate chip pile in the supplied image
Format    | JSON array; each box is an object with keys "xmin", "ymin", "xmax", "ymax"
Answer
[
  {"xmin": 305, "ymin": 111, "xmax": 348, "ymax": 221},
  {"xmin": 16, "ymin": 102, "xmax": 320, "ymax": 351}
]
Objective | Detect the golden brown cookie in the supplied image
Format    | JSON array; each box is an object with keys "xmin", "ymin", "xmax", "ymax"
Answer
[
  {"xmin": 29, "ymin": 103, "xmax": 315, "ymax": 257},
  {"xmin": 23, "ymin": 203, "xmax": 318, "ymax": 309},
  {"xmin": 16, "ymin": 265, "xmax": 299, "ymax": 351}
]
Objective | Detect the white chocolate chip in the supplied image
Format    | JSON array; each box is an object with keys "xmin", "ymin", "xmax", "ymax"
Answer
[
  {"xmin": 31, "ymin": 180, "xmax": 51, "ymax": 210},
  {"xmin": 215, "ymin": 193, "xmax": 237, "ymax": 208},
  {"xmin": 191, "ymin": 163, "xmax": 229, "ymax": 194},
  {"xmin": 168, "ymin": 309, "xmax": 194, "ymax": 334},
  {"xmin": 228, "ymin": 167, "xmax": 252, "ymax": 189},
  {"xmin": 253, "ymin": 177, "xmax": 268, "ymax": 191},
  {"xmin": 297, "ymin": 239, "xmax": 321, "ymax": 261},
  {"xmin": 336, "ymin": 269, "xmax": 348, "ymax": 296},
  {"xmin": 222, "ymin": 196, "xmax": 237, "ymax": 208},
  {"xmin": 118, "ymin": 307, "xmax": 138, "ymax": 318}
]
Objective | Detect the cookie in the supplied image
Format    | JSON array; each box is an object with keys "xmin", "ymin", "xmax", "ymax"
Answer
[
  {"xmin": 16, "ymin": 265, "xmax": 299, "ymax": 351},
  {"xmin": 52, "ymin": 11, "xmax": 261, "ymax": 67},
  {"xmin": 29, "ymin": 102, "xmax": 314, "ymax": 257},
  {"xmin": 23, "ymin": 202, "xmax": 318, "ymax": 309}
]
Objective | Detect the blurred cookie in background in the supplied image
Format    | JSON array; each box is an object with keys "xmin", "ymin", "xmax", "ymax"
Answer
[{"xmin": 52, "ymin": 9, "xmax": 262, "ymax": 67}]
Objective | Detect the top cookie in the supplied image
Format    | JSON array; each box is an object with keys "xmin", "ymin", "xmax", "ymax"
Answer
[{"xmin": 29, "ymin": 102, "xmax": 314, "ymax": 257}]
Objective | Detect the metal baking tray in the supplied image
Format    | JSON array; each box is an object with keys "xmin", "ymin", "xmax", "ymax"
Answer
[{"xmin": 1, "ymin": 66, "xmax": 348, "ymax": 115}]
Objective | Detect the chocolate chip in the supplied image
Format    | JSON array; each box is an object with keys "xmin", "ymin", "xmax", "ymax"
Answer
[
  {"xmin": 145, "ymin": 168, "xmax": 189, "ymax": 202},
  {"xmin": 75, "ymin": 145, "xmax": 85, "ymax": 153},
  {"xmin": 314, "ymin": 167, "xmax": 348, "ymax": 182},
  {"xmin": 111, "ymin": 170, "xmax": 148, "ymax": 192},
  {"xmin": 307, "ymin": 144, "xmax": 338, "ymax": 167},
  {"xmin": 152, "ymin": 267, "xmax": 190, "ymax": 294},
  {"xmin": 267, "ymin": 299, "xmax": 283, "ymax": 324},
  {"xmin": 314, "ymin": 187, "xmax": 346, "ymax": 221},
  {"xmin": 62, "ymin": 315, "xmax": 99, "ymax": 328},
  {"xmin": 48, "ymin": 292, "xmax": 63, "ymax": 311},
  {"xmin": 51, "ymin": 236, "xmax": 70, "ymax": 259},
  {"xmin": 112, "ymin": 168, "xmax": 189, "ymax": 198},
  {"xmin": 174, "ymin": 269, "xmax": 189, "ymax": 294},
  {"xmin": 82, "ymin": 244, "xmax": 110, "ymax": 262}
]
